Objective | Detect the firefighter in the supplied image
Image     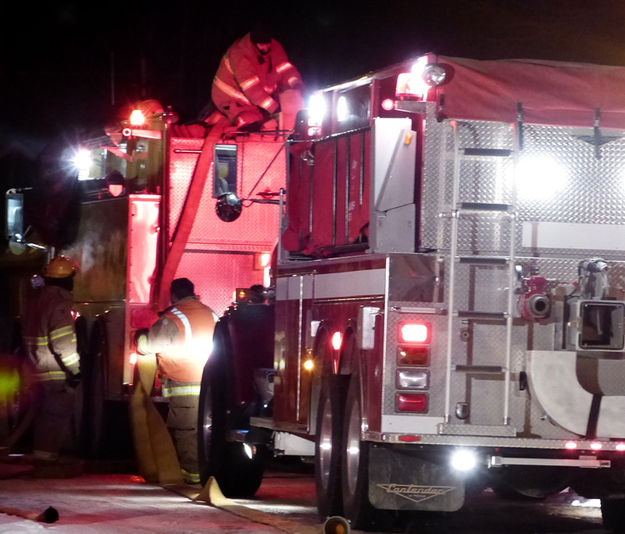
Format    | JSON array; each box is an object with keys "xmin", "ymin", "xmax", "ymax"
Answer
[
  {"xmin": 21, "ymin": 255, "xmax": 81, "ymax": 466},
  {"xmin": 210, "ymin": 25, "xmax": 304, "ymax": 131},
  {"xmin": 136, "ymin": 278, "xmax": 216, "ymax": 485}
]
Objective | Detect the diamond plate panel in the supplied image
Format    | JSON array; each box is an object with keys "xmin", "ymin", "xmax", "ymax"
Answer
[
  {"xmin": 174, "ymin": 250, "xmax": 264, "ymax": 315},
  {"xmin": 168, "ymin": 136, "xmax": 285, "ymax": 250}
]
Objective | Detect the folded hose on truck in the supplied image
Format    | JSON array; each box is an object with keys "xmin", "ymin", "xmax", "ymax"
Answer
[{"xmin": 130, "ymin": 353, "xmax": 183, "ymax": 485}]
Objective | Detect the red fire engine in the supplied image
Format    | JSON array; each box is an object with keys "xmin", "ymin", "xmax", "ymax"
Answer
[
  {"xmin": 4, "ymin": 102, "xmax": 291, "ymax": 457},
  {"xmin": 199, "ymin": 54, "xmax": 625, "ymax": 532}
]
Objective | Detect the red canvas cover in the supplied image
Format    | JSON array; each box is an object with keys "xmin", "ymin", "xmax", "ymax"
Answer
[{"xmin": 436, "ymin": 56, "xmax": 625, "ymax": 128}]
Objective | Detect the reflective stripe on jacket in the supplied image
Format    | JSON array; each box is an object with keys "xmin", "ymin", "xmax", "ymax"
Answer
[
  {"xmin": 22, "ymin": 285, "xmax": 79, "ymax": 382},
  {"xmin": 146, "ymin": 297, "xmax": 216, "ymax": 383},
  {"xmin": 211, "ymin": 33, "xmax": 303, "ymax": 119}
]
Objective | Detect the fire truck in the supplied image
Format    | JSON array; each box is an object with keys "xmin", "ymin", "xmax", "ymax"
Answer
[
  {"xmin": 199, "ymin": 54, "xmax": 625, "ymax": 532},
  {"xmin": 4, "ymin": 100, "xmax": 293, "ymax": 457}
]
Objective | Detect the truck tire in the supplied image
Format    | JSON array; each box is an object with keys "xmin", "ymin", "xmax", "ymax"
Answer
[
  {"xmin": 341, "ymin": 373, "xmax": 389, "ymax": 531},
  {"xmin": 314, "ymin": 374, "xmax": 347, "ymax": 519},
  {"xmin": 602, "ymin": 497, "xmax": 625, "ymax": 532},
  {"xmin": 197, "ymin": 319, "xmax": 264, "ymax": 497}
]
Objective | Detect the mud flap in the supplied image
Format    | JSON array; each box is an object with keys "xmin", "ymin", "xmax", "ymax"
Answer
[
  {"xmin": 368, "ymin": 446, "xmax": 465, "ymax": 512},
  {"xmin": 130, "ymin": 354, "xmax": 183, "ymax": 485}
]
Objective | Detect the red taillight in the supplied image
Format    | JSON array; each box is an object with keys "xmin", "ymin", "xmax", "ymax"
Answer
[
  {"xmin": 399, "ymin": 322, "xmax": 430, "ymax": 344},
  {"xmin": 122, "ymin": 127, "xmax": 132, "ymax": 137},
  {"xmin": 565, "ymin": 441, "xmax": 577, "ymax": 450},
  {"xmin": 590, "ymin": 442, "xmax": 602, "ymax": 451},
  {"xmin": 398, "ymin": 435, "xmax": 421, "ymax": 442},
  {"xmin": 396, "ymin": 393, "xmax": 428, "ymax": 412},
  {"xmin": 617, "ymin": 443, "xmax": 625, "ymax": 452},
  {"xmin": 331, "ymin": 331, "xmax": 343, "ymax": 351}
]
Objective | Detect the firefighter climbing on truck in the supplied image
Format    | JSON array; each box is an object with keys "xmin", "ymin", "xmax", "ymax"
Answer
[{"xmin": 208, "ymin": 24, "xmax": 305, "ymax": 132}]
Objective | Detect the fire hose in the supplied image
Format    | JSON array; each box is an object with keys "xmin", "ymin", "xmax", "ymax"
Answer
[{"xmin": 0, "ymin": 505, "xmax": 58, "ymax": 523}]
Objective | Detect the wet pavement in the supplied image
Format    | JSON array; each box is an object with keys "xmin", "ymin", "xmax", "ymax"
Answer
[{"xmin": 0, "ymin": 455, "xmax": 612, "ymax": 534}]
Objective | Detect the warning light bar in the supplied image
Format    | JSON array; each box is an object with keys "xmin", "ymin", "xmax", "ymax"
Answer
[{"xmin": 395, "ymin": 56, "xmax": 446, "ymax": 102}]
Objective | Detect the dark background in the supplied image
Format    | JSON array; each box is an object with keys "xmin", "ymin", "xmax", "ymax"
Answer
[
  {"xmin": 1, "ymin": 0, "xmax": 625, "ymax": 192},
  {"xmin": 3, "ymin": 1, "xmax": 625, "ymax": 142}
]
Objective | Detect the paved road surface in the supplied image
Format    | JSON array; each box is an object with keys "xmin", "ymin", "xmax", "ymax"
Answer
[{"xmin": 0, "ymin": 458, "xmax": 611, "ymax": 533}]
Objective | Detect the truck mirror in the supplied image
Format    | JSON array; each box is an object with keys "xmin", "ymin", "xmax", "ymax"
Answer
[
  {"xmin": 5, "ymin": 190, "xmax": 24, "ymax": 241},
  {"xmin": 216, "ymin": 192, "xmax": 242, "ymax": 222}
]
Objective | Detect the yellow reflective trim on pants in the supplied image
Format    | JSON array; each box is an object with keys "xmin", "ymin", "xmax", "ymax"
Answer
[
  {"xmin": 181, "ymin": 468, "xmax": 200, "ymax": 484},
  {"xmin": 24, "ymin": 335, "xmax": 49, "ymax": 347},
  {"xmin": 50, "ymin": 325, "xmax": 74, "ymax": 341},
  {"xmin": 37, "ymin": 370, "xmax": 67, "ymax": 382},
  {"xmin": 61, "ymin": 353, "xmax": 80, "ymax": 366},
  {"xmin": 162, "ymin": 385, "xmax": 201, "ymax": 398}
]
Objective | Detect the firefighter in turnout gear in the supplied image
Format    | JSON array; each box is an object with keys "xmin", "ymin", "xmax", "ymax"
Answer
[
  {"xmin": 136, "ymin": 278, "xmax": 216, "ymax": 485},
  {"xmin": 211, "ymin": 25, "xmax": 304, "ymax": 131},
  {"xmin": 21, "ymin": 255, "xmax": 81, "ymax": 463}
]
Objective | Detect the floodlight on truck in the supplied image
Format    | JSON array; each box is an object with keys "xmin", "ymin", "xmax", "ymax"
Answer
[
  {"xmin": 129, "ymin": 109, "xmax": 146, "ymax": 126},
  {"xmin": 72, "ymin": 147, "xmax": 91, "ymax": 179},
  {"xmin": 307, "ymin": 92, "xmax": 326, "ymax": 134}
]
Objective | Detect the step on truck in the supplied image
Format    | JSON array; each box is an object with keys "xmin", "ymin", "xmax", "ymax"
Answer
[{"xmin": 200, "ymin": 54, "xmax": 625, "ymax": 532}]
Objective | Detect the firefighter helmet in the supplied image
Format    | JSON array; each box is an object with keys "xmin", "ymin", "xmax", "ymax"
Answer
[{"xmin": 43, "ymin": 256, "xmax": 79, "ymax": 279}]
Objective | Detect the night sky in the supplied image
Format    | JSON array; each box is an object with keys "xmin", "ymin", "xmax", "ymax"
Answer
[{"xmin": 2, "ymin": 1, "xmax": 625, "ymax": 169}]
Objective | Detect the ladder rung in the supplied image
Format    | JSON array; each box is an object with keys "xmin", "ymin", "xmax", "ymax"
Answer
[
  {"xmin": 462, "ymin": 148, "xmax": 512, "ymax": 158},
  {"xmin": 457, "ymin": 256, "xmax": 509, "ymax": 265},
  {"xmin": 456, "ymin": 311, "xmax": 507, "ymax": 320},
  {"xmin": 458, "ymin": 202, "xmax": 513, "ymax": 213},
  {"xmin": 454, "ymin": 365, "xmax": 504, "ymax": 374}
]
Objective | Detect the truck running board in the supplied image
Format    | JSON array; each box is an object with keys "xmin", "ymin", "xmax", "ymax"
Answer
[{"xmin": 439, "ymin": 423, "xmax": 516, "ymax": 437}]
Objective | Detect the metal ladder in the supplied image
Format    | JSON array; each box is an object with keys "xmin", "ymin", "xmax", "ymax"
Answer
[{"xmin": 442, "ymin": 119, "xmax": 519, "ymax": 429}]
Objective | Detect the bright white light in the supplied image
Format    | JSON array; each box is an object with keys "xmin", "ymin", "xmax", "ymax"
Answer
[
  {"xmin": 73, "ymin": 148, "xmax": 91, "ymax": 179},
  {"xmin": 243, "ymin": 443, "xmax": 254, "ymax": 460},
  {"xmin": 129, "ymin": 109, "xmax": 146, "ymax": 126},
  {"xmin": 571, "ymin": 498, "xmax": 601, "ymax": 508},
  {"xmin": 337, "ymin": 96, "xmax": 349, "ymax": 122},
  {"xmin": 308, "ymin": 93, "xmax": 326, "ymax": 127},
  {"xmin": 450, "ymin": 449, "xmax": 477, "ymax": 472},
  {"xmin": 516, "ymin": 156, "xmax": 569, "ymax": 201}
]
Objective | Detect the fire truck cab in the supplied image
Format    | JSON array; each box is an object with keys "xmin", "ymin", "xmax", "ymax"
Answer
[{"xmin": 200, "ymin": 54, "xmax": 625, "ymax": 532}]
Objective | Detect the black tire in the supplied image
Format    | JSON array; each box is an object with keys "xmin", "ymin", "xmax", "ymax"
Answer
[
  {"xmin": 197, "ymin": 319, "xmax": 264, "ymax": 497},
  {"xmin": 602, "ymin": 497, "xmax": 625, "ymax": 533},
  {"xmin": 314, "ymin": 374, "xmax": 347, "ymax": 519},
  {"xmin": 341, "ymin": 374, "xmax": 389, "ymax": 531},
  {"xmin": 81, "ymin": 317, "xmax": 107, "ymax": 458}
]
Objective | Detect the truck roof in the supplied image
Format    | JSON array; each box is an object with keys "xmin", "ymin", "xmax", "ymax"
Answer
[{"xmin": 433, "ymin": 55, "xmax": 625, "ymax": 129}]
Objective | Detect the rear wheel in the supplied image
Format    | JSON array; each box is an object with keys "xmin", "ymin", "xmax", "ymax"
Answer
[
  {"xmin": 197, "ymin": 319, "xmax": 265, "ymax": 496},
  {"xmin": 341, "ymin": 374, "xmax": 390, "ymax": 531},
  {"xmin": 314, "ymin": 374, "xmax": 347, "ymax": 518}
]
